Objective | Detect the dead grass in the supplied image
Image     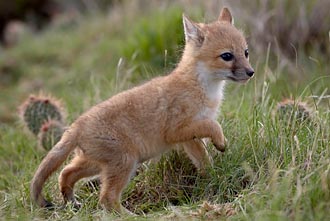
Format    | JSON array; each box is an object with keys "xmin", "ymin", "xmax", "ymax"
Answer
[{"xmin": 123, "ymin": 149, "xmax": 199, "ymax": 214}]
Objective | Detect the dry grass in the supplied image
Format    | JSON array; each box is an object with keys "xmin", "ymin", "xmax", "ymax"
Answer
[{"xmin": 123, "ymin": 149, "xmax": 198, "ymax": 214}]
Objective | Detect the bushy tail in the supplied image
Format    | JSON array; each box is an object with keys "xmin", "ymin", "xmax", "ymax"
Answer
[{"xmin": 30, "ymin": 136, "xmax": 76, "ymax": 208}]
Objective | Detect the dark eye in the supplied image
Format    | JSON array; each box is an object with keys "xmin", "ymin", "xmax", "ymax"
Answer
[
  {"xmin": 220, "ymin": 52, "xmax": 234, "ymax": 61},
  {"xmin": 245, "ymin": 49, "xmax": 249, "ymax": 58}
]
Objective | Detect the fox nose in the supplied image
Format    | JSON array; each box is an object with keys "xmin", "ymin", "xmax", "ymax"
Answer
[{"xmin": 246, "ymin": 69, "xmax": 255, "ymax": 77}]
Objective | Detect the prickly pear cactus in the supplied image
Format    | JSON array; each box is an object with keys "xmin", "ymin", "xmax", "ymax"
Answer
[
  {"xmin": 19, "ymin": 94, "xmax": 65, "ymax": 136},
  {"xmin": 273, "ymin": 99, "xmax": 312, "ymax": 123},
  {"xmin": 38, "ymin": 120, "xmax": 64, "ymax": 150}
]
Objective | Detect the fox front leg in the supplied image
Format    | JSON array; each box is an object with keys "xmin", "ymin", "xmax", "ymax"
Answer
[
  {"xmin": 165, "ymin": 119, "xmax": 226, "ymax": 152},
  {"xmin": 182, "ymin": 139, "xmax": 213, "ymax": 174},
  {"xmin": 212, "ymin": 122, "xmax": 227, "ymax": 152}
]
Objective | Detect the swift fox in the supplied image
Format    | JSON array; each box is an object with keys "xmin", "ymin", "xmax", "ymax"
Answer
[{"xmin": 31, "ymin": 7, "xmax": 254, "ymax": 214}]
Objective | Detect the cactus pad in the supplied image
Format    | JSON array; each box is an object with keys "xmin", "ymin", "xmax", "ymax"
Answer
[
  {"xmin": 19, "ymin": 94, "xmax": 65, "ymax": 136},
  {"xmin": 38, "ymin": 120, "xmax": 64, "ymax": 150},
  {"xmin": 274, "ymin": 99, "xmax": 312, "ymax": 123}
]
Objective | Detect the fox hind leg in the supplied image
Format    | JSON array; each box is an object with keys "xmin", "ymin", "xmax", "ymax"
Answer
[
  {"xmin": 59, "ymin": 156, "xmax": 100, "ymax": 208},
  {"xmin": 98, "ymin": 155, "xmax": 137, "ymax": 214}
]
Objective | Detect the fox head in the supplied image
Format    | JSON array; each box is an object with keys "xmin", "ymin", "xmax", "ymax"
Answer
[{"xmin": 182, "ymin": 7, "xmax": 254, "ymax": 83}]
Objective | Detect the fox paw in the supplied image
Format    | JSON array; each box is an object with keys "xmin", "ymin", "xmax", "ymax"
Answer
[
  {"xmin": 44, "ymin": 201, "xmax": 56, "ymax": 210},
  {"xmin": 213, "ymin": 137, "xmax": 227, "ymax": 152},
  {"xmin": 72, "ymin": 201, "xmax": 82, "ymax": 211}
]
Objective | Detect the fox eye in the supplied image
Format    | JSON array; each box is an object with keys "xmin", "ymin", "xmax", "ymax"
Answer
[
  {"xmin": 220, "ymin": 52, "xmax": 234, "ymax": 61},
  {"xmin": 245, "ymin": 49, "xmax": 249, "ymax": 58}
]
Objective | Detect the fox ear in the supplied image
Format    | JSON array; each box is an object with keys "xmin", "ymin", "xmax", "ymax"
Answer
[
  {"xmin": 218, "ymin": 7, "xmax": 234, "ymax": 25},
  {"xmin": 182, "ymin": 14, "xmax": 204, "ymax": 46}
]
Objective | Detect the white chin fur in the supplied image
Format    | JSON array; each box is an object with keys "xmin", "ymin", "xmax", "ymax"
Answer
[{"xmin": 196, "ymin": 62, "xmax": 226, "ymax": 102}]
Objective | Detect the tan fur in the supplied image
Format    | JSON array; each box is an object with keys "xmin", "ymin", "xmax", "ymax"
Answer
[{"xmin": 30, "ymin": 7, "xmax": 254, "ymax": 214}]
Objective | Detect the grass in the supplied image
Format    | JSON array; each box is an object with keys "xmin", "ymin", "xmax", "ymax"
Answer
[{"xmin": 0, "ymin": 1, "xmax": 330, "ymax": 220}]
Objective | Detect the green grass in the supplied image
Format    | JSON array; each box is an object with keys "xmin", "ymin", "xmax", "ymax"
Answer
[{"xmin": 0, "ymin": 1, "xmax": 330, "ymax": 220}]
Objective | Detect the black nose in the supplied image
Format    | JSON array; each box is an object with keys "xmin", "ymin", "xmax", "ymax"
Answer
[{"xmin": 246, "ymin": 69, "xmax": 254, "ymax": 77}]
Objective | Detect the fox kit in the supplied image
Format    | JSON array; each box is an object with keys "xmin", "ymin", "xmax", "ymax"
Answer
[{"xmin": 31, "ymin": 7, "xmax": 254, "ymax": 214}]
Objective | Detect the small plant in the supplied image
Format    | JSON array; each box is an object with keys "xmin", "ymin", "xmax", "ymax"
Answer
[
  {"xmin": 273, "ymin": 98, "xmax": 312, "ymax": 124},
  {"xmin": 19, "ymin": 93, "xmax": 66, "ymax": 150},
  {"xmin": 19, "ymin": 94, "xmax": 65, "ymax": 136},
  {"xmin": 38, "ymin": 120, "xmax": 64, "ymax": 151}
]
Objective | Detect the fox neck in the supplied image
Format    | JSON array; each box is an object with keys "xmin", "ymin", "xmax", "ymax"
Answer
[
  {"xmin": 196, "ymin": 61, "xmax": 226, "ymax": 104},
  {"xmin": 176, "ymin": 47, "xmax": 226, "ymax": 104}
]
